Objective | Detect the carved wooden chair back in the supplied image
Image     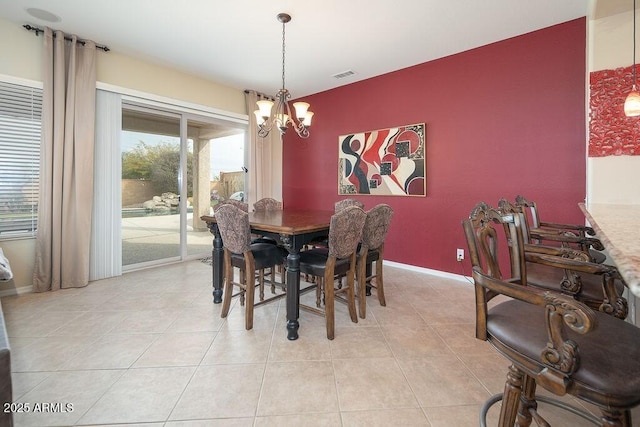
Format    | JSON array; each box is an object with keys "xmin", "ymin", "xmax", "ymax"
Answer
[
  {"xmin": 499, "ymin": 199, "xmax": 627, "ymax": 318},
  {"xmin": 463, "ymin": 201, "xmax": 640, "ymax": 426}
]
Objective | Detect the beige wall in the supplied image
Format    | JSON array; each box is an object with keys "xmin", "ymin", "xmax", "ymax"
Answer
[
  {"xmin": 588, "ymin": 10, "xmax": 640, "ymax": 204},
  {"xmin": 0, "ymin": 18, "xmax": 252, "ymax": 292}
]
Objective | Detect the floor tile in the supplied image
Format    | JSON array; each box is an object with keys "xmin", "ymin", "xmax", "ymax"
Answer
[
  {"xmin": 255, "ymin": 412, "xmax": 341, "ymax": 426},
  {"xmin": 10, "ymin": 336, "xmax": 98, "ymax": 372},
  {"xmin": 201, "ymin": 329, "xmax": 273, "ymax": 365},
  {"xmin": 13, "ymin": 369, "xmax": 124, "ymax": 426},
  {"xmin": 381, "ymin": 325, "xmax": 453, "ymax": 359},
  {"xmin": 398, "ymin": 357, "xmax": 490, "ymax": 407},
  {"xmin": 170, "ymin": 364, "xmax": 264, "ymax": 420},
  {"xmin": 133, "ymin": 332, "xmax": 215, "ymax": 367},
  {"xmin": 257, "ymin": 361, "xmax": 339, "ymax": 416},
  {"xmin": 329, "ymin": 327, "xmax": 393, "ymax": 359},
  {"xmin": 341, "ymin": 408, "xmax": 430, "ymax": 426},
  {"xmin": 333, "ymin": 358, "xmax": 418, "ymax": 411},
  {"xmin": 77, "ymin": 366, "xmax": 195, "ymax": 424},
  {"xmin": 62, "ymin": 333, "xmax": 158, "ymax": 370}
]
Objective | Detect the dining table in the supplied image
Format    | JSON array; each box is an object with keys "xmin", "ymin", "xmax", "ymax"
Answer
[{"xmin": 201, "ymin": 209, "xmax": 335, "ymax": 340}]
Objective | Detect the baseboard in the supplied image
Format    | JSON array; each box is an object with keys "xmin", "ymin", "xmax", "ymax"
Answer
[
  {"xmin": 0, "ymin": 261, "xmax": 471, "ymax": 298},
  {"xmin": 0, "ymin": 285, "xmax": 34, "ymax": 298},
  {"xmin": 383, "ymin": 260, "xmax": 473, "ymax": 285}
]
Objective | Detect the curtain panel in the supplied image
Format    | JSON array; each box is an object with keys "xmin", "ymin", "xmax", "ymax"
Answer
[
  {"xmin": 33, "ymin": 28, "xmax": 97, "ymax": 292},
  {"xmin": 244, "ymin": 90, "xmax": 280, "ymax": 208}
]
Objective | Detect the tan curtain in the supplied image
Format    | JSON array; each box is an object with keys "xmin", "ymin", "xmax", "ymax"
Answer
[
  {"xmin": 33, "ymin": 28, "xmax": 97, "ymax": 292},
  {"xmin": 244, "ymin": 90, "xmax": 279, "ymax": 208}
]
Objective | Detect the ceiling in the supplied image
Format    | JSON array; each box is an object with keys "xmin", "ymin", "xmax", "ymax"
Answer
[{"xmin": 0, "ymin": 1, "xmax": 628, "ymax": 98}]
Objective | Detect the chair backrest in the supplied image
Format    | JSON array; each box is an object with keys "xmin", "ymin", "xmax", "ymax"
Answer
[
  {"xmin": 464, "ymin": 202, "xmax": 528, "ymax": 283},
  {"xmin": 253, "ymin": 198, "xmax": 283, "ymax": 211},
  {"xmin": 362, "ymin": 204, "xmax": 394, "ymax": 251},
  {"xmin": 214, "ymin": 204, "xmax": 251, "ymax": 254},
  {"xmin": 514, "ymin": 195, "xmax": 541, "ymax": 229},
  {"xmin": 335, "ymin": 198, "xmax": 364, "ymax": 212},
  {"xmin": 328, "ymin": 206, "xmax": 367, "ymax": 259},
  {"xmin": 498, "ymin": 198, "xmax": 532, "ymax": 244},
  {"xmin": 462, "ymin": 201, "xmax": 527, "ymax": 339},
  {"xmin": 215, "ymin": 199, "xmax": 249, "ymax": 212}
]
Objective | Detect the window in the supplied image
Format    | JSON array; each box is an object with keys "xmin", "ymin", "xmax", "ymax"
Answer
[{"xmin": 0, "ymin": 80, "xmax": 42, "ymax": 238}]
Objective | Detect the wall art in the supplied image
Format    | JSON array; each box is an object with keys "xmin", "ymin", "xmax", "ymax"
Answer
[
  {"xmin": 590, "ymin": 65, "xmax": 640, "ymax": 157},
  {"xmin": 338, "ymin": 123, "xmax": 426, "ymax": 196}
]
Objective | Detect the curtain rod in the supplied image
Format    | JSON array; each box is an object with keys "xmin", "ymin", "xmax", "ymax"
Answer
[
  {"xmin": 244, "ymin": 89, "xmax": 275, "ymax": 101},
  {"xmin": 23, "ymin": 24, "xmax": 110, "ymax": 52}
]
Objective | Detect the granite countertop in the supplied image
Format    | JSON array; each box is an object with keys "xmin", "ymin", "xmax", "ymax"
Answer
[{"xmin": 579, "ymin": 203, "xmax": 640, "ymax": 297}]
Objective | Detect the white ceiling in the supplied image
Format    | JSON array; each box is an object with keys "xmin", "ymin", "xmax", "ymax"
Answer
[{"xmin": 0, "ymin": 1, "xmax": 624, "ymax": 98}]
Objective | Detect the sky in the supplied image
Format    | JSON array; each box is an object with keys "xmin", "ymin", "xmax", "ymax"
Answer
[{"xmin": 121, "ymin": 131, "xmax": 245, "ymax": 179}]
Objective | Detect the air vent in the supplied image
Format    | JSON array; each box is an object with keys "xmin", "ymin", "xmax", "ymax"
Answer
[{"xmin": 332, "ymin": 70, "xmax": 356, "ymax": 79}]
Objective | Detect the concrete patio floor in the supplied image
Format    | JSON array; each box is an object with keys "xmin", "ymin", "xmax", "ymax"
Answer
[{"xmin": 121, "ymin": 212, "xmax": 212, "ymax": 266}]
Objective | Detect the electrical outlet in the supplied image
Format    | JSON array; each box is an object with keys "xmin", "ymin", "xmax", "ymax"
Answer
[{"xmin": 456, "ymin": 248, "xmax": 464, "ymax": 262}]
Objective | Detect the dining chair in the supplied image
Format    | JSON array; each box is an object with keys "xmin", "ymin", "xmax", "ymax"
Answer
[
  {"xmin": 298, "ymin": 205, "xmax": 367, "ymax": 339},
  {"xmin": 305, "ymin": 198, "xmax": 364, "ymax": 253},
  {"xmin": 357, "ymin": 203, "xmax": 394, "ymax": 319},
  {"xmin": 498, "ymin": 198, "xmax": 627, "ymax": 319},
  {"xmin": 253, "ymin": 197, "xmax": 283, "ymax": 211},
  {"xmin": 463, "ymin": 201, "xmax": 640, "ymax": 427},
  {"xmin": 215, "ymin": 204, "xmax": 286, "ymax": 330},
  {"xmin": 252, "ymin": 197, "xmax": 285, "ymax": 293},
  {"xmin": 514, "ymin": 195, "xmax": 606, "ymax": 264},
  {"xmin": 215, "ymin": 198, "xmax": 249, "ymax": 212},
  {"xmin": 335, "ymin": 198, "xmax": 364, "ymax": 212}
]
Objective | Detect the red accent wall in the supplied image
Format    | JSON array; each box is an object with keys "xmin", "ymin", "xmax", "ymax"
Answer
[{"xmin": 283, "ymin": 18, "xmax": 587, "ymax": 275}]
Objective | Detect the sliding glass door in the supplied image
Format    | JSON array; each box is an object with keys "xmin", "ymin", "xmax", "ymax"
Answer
[{"xmin": 120, "ymin": 104, "xmax": 246, "ymax": 269}]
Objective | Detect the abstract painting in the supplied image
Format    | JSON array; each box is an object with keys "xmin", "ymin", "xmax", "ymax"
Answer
[{"xmin": 338, "ymin": 123, "xmax": 426, "ymax": 196}]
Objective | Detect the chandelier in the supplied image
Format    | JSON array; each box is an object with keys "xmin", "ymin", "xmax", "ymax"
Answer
[{"xmin": 255, "ymin": 13, "xmax": 313, "ymax": 138}]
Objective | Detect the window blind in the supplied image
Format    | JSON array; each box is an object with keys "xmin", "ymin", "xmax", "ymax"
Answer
[{"xmin": 0, "ymin": 80, "xmax": 42, "ymax": 238}]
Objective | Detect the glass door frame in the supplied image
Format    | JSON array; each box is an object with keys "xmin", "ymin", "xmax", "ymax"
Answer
[{"xmin": 121, "ymin": 99, "xmax": 248, "ymax": 270}]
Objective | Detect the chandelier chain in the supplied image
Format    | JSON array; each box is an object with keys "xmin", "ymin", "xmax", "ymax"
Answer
[{"xmin": 281, "ymin": 19, "xmax": 286, "ymax": 92}]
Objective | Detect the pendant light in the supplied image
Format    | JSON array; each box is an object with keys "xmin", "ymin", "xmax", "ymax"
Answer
[
  {"xmin": 254, "ymin": 13, "xmax": 313, "ymax": 138},
  {"xmin": 625, "ymin": 0, "xmax": 640, "ymax": 116}
]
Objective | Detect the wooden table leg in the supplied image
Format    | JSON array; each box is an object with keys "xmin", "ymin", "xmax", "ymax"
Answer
[
  {"xmin": 207, "ymin": 223, "xmax": 224, "ymax": 304},
  {"xmin": 283, "ymin": 235, "xmax": 301, "ymax": 340}
]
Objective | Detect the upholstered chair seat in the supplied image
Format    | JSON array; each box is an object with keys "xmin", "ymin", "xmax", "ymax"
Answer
[
  {"xmin": 464, "ymin": 202, "xmax": 640, "ymax": 426},
  {"xmin": 487, "ymin": 299, "xmax": 640, "ymax": 410}
]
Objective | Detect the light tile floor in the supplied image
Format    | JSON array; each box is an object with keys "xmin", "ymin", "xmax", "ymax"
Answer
[{"xmin": 1, "ymin": 261, "xmax": 634, "ymax": 426}]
